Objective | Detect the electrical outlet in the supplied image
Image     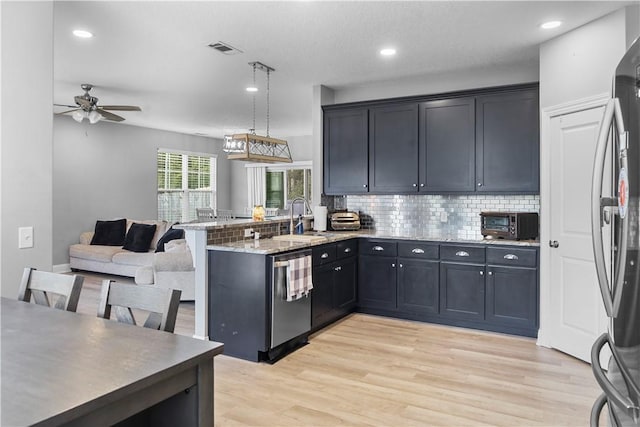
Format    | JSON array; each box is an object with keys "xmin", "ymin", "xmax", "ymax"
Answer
[
  {"xmin": 244, "ymin": 228, "xmax": 254, "ymax": 237},
  {"xmin": 19, "ymin": 226, "xmax": 33, "ymax": 249},
  {"xmin": 440, "ymin": 211, "xmax": 448, "ymax": 223}
]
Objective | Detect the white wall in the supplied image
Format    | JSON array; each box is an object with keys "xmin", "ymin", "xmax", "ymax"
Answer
[
  {"xmin": 53, "ymin": 116, "xmax": 230, "ymax": 266},
  {"xmin": 1, "ymin": 2, "xmax": 54, "ymax": 297},
  {"xmin": 540, "ymin": 8, "xmax": 628, "ymax": 109},
  {"xmin": 333, "ymin": 61, "xmax": 538, "ymax": 105},
  {"xmin": 229, "ymin": 134, "xmax": 313, "ymax": 213}
]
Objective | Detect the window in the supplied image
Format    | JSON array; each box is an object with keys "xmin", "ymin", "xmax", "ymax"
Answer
[
  {"xmin": 265, "ymin": 162, "xmax": 312, "ymax": 210},
  {"xmin": 157, "ymin": 150, "xmax": 216, "ymax": 222}
]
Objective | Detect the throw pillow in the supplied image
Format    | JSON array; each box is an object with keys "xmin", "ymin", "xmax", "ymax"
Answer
[
  {"xmin": 165, "ymin": 240, "xmax": 188, "ymax": 253},
  {"xmin": 90, "ymin": 219, "xmax": 127, "ymax": 246},
  {"xmin": 123, "ymin": 223, "xmax": 157, "ymax": 253},
  {"xmin": 154, "ymin": 227, "xmax": 185, "ymax": 253}
]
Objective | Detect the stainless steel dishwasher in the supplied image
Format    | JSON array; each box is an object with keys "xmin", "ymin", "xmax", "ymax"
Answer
[{"xmin": 269, "ymin": 250, "xmax": 312, "ymax": 358}]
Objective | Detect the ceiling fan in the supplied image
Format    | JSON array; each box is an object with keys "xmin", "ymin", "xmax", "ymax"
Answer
[{"xmin": 55, "ymin": 83, "xmax": 141, "ymax": 123}]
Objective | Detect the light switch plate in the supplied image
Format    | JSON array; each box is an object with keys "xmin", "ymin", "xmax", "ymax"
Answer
[{"xmin": 19, "ymin": 226, "xmax": 33, "ymax": 249}]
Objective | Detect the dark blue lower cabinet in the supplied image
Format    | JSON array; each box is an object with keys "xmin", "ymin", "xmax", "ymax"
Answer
[
  {"xmin": 358, "ymin": 255, "xmax": 397, "ymax": 310},
  {"xmin": 486, "ymin": 265, "xmax": 537, "ymax": 331},
  {"xmin": 439, "ymin": 262, "xmax": 485, "ymax": 321},
  {"xmin": 397, "ymin": 258, "xmax": 439, "ymax": 315},
  {"xmin": 312, "ymin": 255, "xmax": 358, "ymax": 331},
  {"xmin": 355, "ymin": 239, "xmax": 539, "ymax": 338}
]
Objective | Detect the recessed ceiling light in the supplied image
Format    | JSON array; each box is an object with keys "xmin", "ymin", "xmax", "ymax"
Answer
[
  {"xmin": 246, "ymin": 86, "xmax": 258, "ymax": 93},
  {"xmin": 540, "ymin": 21, "xmax": 562, "ymax": 30},
  {"xmin": 73, "ymin": 29, "xmax": 93, "ymax": 38},
  {"xmin": 380, "ymin": 48, "xmax": 396, "ymax": 57}
]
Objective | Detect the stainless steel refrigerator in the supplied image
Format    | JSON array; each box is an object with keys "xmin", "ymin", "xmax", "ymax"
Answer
[{"xmin": 591, "ymin": 36, "xmax": 640, "ymax": 427}]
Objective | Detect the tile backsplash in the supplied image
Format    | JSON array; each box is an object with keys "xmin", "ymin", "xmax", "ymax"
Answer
[{"xmin": 344, "ymin": 194, "xmax": 540, "ymax": 240}]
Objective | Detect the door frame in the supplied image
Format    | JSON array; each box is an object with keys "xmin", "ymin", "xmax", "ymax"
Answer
[{"xmin": 538, "ymin": 92, "xmax": 610, "ymax": 349}]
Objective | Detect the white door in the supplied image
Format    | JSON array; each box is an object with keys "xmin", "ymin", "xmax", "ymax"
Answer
[{"xmin": 548, "ymin": 107, "xmax": 610, "ymax": 362}]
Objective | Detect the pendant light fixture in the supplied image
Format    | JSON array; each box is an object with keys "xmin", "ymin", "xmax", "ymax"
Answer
[{"xmin": 223, "ymin": 62, "xmax": 292, "ymax": 163}]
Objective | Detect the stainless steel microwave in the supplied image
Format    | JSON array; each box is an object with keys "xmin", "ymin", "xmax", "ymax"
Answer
[{"xmin": 480, "ymin": 212, "xmax": 539, "ymax": 240}]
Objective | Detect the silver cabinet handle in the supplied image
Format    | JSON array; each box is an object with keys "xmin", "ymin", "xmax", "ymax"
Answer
[
  {"xmin": 411, "ymin": 248, "xmax": 425, "ymax": 254},
  {"xmin": 503, "ymin": 254, "xmax": 519, "ymax": 260},
  {"xmin": 591, "ymin": 98, "xmax": 628, "ymax": 318},
  {"xmin": 480, "ymin": 271, "xmax": 484, "ymax": 276},
  {"xmin": 549, "ymin": 240, "xmax": 559, "ymax": 248},
  {"xmin": 420, "ymin": 183, "xmax": 425, "ymax": 187},
  {"xmin": 391, "ymin": 263, "xmax": 396, "ymax": 268},
  {"xmin": 477, "ymin": 183, "xmax": 482, "ymax": 187},
  {"xmin": 399, "ymin": 264, "xmax": 403, "ymax": 268},
  {"xmin": 412, "ymin": 183, "xmax": 417, "ymax": 187},
  {"xmin": 455, "ymin": 251, "xmax": 469, "ymax": 257},
  {"xmin": 363, "ymin": 184, "xmax": 368, "ymax": 188},
  {"xmin": 321, "ymin": 252, "xmax": 329, "ymax": 259},
  {"xmin": 334, "ymin": 266, "xmax": 342, "ymax": 271},
  {"xmin": 488, "ymin": 271, "xmax": 493, "ymax": 276},
  {"xmin": 373, "ymin": 246, "xmax": 384, "ymax": 251},
  {"xmin": 344, "ymin": 247, "xmax": 351, "ymax": 253}
]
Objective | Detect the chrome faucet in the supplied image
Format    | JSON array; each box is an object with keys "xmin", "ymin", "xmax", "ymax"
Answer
[{"xmin": 289, "ymin": 197, "xmax": 313, "ymax": 234}]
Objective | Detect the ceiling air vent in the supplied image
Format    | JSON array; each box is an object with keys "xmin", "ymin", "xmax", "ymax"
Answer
[{"xmin": 208, "ymin": 41, "xmax": 243, "ymax": 55}]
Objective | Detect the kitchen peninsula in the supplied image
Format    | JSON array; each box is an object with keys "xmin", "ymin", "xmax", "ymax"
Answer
[{"xmin": 178, "ymin": 218, "xmax": 539, "ymax": 362}]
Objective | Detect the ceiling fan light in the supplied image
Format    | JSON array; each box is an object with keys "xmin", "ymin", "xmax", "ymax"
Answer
[
  {"xmin": 72, "ymin": 110, "xmax": 85, "ymax": 122},
  {"xmin": 88, "ymin": 110, "xmax": 103, "ymax": 124}
]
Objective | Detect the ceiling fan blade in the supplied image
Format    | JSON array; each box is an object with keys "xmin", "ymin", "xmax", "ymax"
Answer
[
  {"xmin": 96, "ymin": 109, "xmax": 125, "ymax": 122},
  {"xmin": 98, "ymin": 105, "xmax": 142, "ymax": 111},
  {"xmin": 55, "ymin": 108, "xmax": 80, "ymax": 115},
  {"xmin": 54, "ymin": 103, "xmax": 78, "ymax": 108}
]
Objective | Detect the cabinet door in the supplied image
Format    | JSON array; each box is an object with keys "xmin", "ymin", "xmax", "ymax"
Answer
[
  {"xmin": 333, "ymin": 256, "xmax": 357, "ymax": 312},
  {"xmin": 419, "ymin": 98, "xmax": 475, "ymax": 192},
  {"xmin": 323, "ymin": 108, "xmax": 369, "ymax": 195},
  {"xmin": 358, "ymin": 255, "xmax": 397, "ymax": 310},
  {"xmin": 475, "ymin": 88, "xmax": 539, "ymax": 192},
  {"xmin": 312, "ymin": 265, "xmax": 335, "ymax": 330},
  {"xmin": 369, "ymin": 103, "xmax": 419, "ymax": 193},
  {"xmin": 440, "ymin": 262, "xmax": 485, "ymax": 321},
  {"xmin": 397, "ymin": 258, "xmax": 439, "ymax": 314},
  {"xmin": 486, "ymin": 266, "xmax": 537, "ymax": 330}
]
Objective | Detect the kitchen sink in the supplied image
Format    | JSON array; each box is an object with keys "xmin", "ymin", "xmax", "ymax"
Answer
[{"xmin": 271, "ymin": 234, "xmax": 328, "ymax": 243}]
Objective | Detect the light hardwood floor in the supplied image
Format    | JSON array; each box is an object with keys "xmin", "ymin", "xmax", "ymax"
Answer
[{"xmin": 75, "ymin": 272, "xmax": 603, "ymax": 426}]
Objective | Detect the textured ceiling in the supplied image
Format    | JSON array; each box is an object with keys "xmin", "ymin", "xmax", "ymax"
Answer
[{"xmin": 53, "ymin": 1, "xmax": 635, "ymax": 138}]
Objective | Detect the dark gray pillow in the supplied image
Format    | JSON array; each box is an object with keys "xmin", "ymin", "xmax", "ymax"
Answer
[
  {"xmin": 90, "ymin": 219, "xmax": 127, "ymax": 246},
  {"xmin": 155, "ymin": 227, "xmax": 185, "ymax": 252},
  {"xmin": 123, "ymin": 223, "xmax": 157, "ymax": 253}
]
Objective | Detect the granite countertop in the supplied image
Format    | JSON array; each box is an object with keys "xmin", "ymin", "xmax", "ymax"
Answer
[
  {"xmin": 207, "ymin": 230, "xmax": 540, "ymax": 254},
  {"xmin": 175, "ymin": 216, "xmax": 291, "ymax": 231}
]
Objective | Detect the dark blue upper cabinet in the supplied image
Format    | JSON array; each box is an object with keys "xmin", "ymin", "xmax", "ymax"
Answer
[
  {"xmin": 323, "ymin": 108, "xmax": 369, "ymax": 195},
  {"xmin": 419, "ymin": 97, "xmax": 476, "ymax": 192},
  {"xmin": 322, "ymin": 84, "xmax": 539, "ymax": 195},
  {"xmin": 475, "ymin": 88, "xmax": 540, "ymax": 193},
  {"xmin": 368, "ymin": 103, "xmax": 419, "ymax": 193}
]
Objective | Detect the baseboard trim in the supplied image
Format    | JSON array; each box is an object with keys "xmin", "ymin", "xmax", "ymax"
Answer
[{"xmin": 53, "ymin": 263, "xmax": 71, "ymax": 274}]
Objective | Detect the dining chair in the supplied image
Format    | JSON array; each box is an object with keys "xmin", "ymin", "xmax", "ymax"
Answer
[
  {"xmin": 17, "ymin": 267, "xmax": 84, "ymax": 312},
  {"xmin": 97, "ymin": 280, "xmax": 181, "ymax": 333}
]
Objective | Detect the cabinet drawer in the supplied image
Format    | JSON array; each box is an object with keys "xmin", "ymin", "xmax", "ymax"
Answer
[
  {"xmin": 440, "ymin": 245, "xmax": 485, "ymax": 263},
  {"xmin": 312, "ymin": 244, "xmax": 337, "ymax": 266},
  {"xmin": 398, "ymin": 242, "xmax": 439, "ymax": 259},
  {"xmin": 360, "ymin": 240, "xmax": 397, "ymax": 257},
  {"xmin": 486, "ymin": 247, "xmax": 537, "ymax": 268},
  {"xmin": 336, "ymin": 239, "xmax": 358, "ymax": 259}
]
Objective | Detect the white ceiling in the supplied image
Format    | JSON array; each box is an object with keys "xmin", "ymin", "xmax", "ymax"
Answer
[{"xmin": 53, "ymin": 1, "xmax": 635, "ymax": 139}]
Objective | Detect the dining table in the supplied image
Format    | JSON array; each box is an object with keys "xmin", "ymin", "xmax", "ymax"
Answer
[{"xmin": 0, "ymin": 297, "xmax": 224, "ymax": 426}]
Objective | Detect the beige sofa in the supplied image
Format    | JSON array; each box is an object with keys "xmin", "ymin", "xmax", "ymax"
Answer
[{"xmin": 69, "ymin": 219, "xmax": 195, "ymax": 300}]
